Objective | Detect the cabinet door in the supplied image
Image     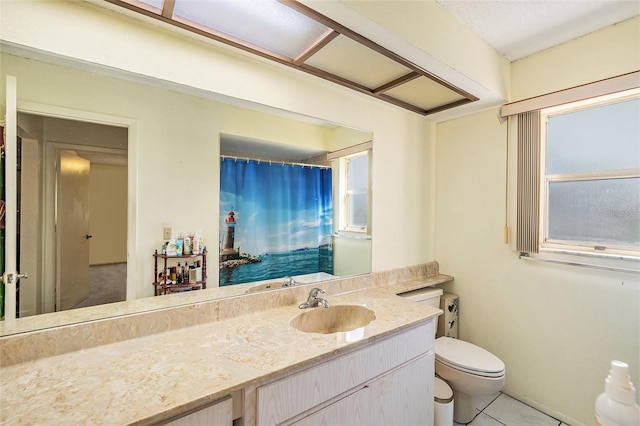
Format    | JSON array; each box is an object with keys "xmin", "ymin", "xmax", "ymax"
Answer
[
  {"xmin": 257, "ymin": 322, "xmax": 434, "ymax": 425},
  {"xmin": 292, "ymin": 353, "xmax": 434, "ymax": 426},
  {"xmin": 162, "ymin": 395, "xmax": 233, "ymax": 426}
]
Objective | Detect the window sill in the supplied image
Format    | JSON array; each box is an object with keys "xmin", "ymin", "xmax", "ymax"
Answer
[
  {"xmin": 333, "ymin": 232, "xmax": 371, "ymax": 240},
  {"xmin": 519, "ymin": 249, "xmax": 640, "ymax": 274}
]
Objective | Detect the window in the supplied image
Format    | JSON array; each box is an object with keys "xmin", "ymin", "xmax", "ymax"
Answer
[
  {"xmin": 339, "ymin": 151, "xmax": 369, "ymax": 233},
  {"xmin": 539, "ymin": 91, "xmax": 640, "ymax": 257}
]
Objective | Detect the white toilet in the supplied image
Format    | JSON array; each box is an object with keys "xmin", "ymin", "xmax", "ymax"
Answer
[{"xmin": 400, "ymin": 287, "xmax": 505, "ymax": 425}]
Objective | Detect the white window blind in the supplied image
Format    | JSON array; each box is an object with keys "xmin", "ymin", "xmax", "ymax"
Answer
[{"xmin": 516, "ymin": 110, "xmax": 541, "ymax": 254}]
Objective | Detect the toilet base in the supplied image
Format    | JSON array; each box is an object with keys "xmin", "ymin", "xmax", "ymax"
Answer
[{"xmin": 452, "ymin": 390, "xmax": 476, "ymax": 424}]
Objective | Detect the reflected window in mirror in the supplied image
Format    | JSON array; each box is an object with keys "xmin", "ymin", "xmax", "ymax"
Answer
[
  {"xmin": 341, "ymin": 151, "xmax": 369, "ymax": 233},
  {"xmin": 330, "ymin": 143, "xmax": 373, "ymax": 238}
]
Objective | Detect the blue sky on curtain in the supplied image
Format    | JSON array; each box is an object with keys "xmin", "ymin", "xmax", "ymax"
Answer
[{"xmin": 219, "ymin": 158, "xmax": 333, "ymax": 286}]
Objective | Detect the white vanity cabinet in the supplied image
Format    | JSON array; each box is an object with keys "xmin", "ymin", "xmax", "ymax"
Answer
[{"xmin": 253, "ymin": 320, "xmax": 435, "ymax": 426}]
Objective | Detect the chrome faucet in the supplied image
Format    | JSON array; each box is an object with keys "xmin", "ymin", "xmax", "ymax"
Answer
[
  {"xmin": 299, "ymin": 287, "xmax": 330, "ymax": 309},
  {"xmin": 282, "ymin": 276, "xmax": 297, "ymax": 287}
]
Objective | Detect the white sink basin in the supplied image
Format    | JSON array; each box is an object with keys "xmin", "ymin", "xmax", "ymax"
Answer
[{"xmin": 290, "ymin": 305, "xmax": 375, "ymax": 334}]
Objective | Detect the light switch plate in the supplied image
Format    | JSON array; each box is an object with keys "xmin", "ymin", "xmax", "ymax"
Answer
[{"xmin": 163, "ymin": 226, "xmax": 172, "ymax": 240}]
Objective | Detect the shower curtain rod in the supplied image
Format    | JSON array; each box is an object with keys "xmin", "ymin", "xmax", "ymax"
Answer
[{"xmin": 220, "ymin": 155, "xmax": 330, "ymax": 169}]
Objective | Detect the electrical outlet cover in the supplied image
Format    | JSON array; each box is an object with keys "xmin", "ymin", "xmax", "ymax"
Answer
[{"xmin": 163, "ymin": 226, "xmax": 172, "ymax": 240}]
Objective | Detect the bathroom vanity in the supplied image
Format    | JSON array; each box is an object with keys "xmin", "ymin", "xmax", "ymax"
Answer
[
  {"xmin": 165, "ymin": 319, "xmax": 435, "ymax": 426},
  {"xmin": 0, "ymin": 265, "xmax": 449, "ymax": 425}
]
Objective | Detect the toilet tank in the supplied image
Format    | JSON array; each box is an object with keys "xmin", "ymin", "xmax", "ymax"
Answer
[{"xmin": 398, "ymin": 287, "xmax": 443, "ymax": 308}]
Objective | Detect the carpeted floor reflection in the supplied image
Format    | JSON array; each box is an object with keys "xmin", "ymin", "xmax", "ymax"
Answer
[{"xmin": 72, "ymin": 263, "xmax": 127, "ymax": 309}]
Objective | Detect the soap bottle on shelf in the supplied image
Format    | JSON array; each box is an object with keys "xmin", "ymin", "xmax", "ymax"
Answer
[
  {"xmin": 166, "ymin": 237, "xmax": 177, "ymax": 256},
  {"xmin": 595, "ymin": 360, "xmax": 640, "ymax": 426},
  {"xmin": 183, "ymin": 262, "xmax": 190, "ymax": 284},
  {"xmin": 177, "ymin": 263, "xmax": 183, "ymax": 283},
  {"xmin": 176, "ymin": 234, "xmax": 184, "ymax": 256},
  {"xmin": 188, "ymin": 264, "xmax": 196, "ymax": 284},
  {"xmin": 183, "ymin": 234, "xmax": 192, "ymax": 255},
  {"xmin": 192, "ymin": 231, "xmax": 201, "ymax": 255}
]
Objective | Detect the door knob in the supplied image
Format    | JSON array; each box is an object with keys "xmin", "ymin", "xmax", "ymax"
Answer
[
  {"xmin": 86, "ymin": 234, "xmax": 93, "ymax": 239},
  {"xmin": 0, "ymin": 272, "xmax": 28, "ymax": 284}
]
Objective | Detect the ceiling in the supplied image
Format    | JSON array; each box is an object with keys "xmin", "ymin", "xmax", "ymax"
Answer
[
  {"xmin": 97, "ymin": 0, "xmax": 638, "ymax": 118},
  {"xmin": 106, "ymin": 0, "xmax": 479, "ymax": 116},
  {"xmin": 437, "ymin": 0, "xmax": 639, "ymax": 61},
  {"xmin": 220, "ymin": 134, "xmax": 324, "ymax": 162}
]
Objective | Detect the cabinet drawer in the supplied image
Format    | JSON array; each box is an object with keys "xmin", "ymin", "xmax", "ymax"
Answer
[
  {"xmin": 160, "ymin": 395, "xmax": 233, "ymax": 426},
  {"xmin": 257, "ymin": 320, "xmax": 434, "ymax": 425}
]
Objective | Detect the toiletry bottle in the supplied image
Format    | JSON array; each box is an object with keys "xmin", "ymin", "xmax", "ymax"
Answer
[
  {"xmin": 194, "ymin": 259, "xmax": 202, "ymax": 282},
  {"xmin": 199, "ymin": 232, "xmax": 205, "ymax": 253},
  {"xmin": 192, "ymin": 232, "xmax": 201, "ymax": 255},
  {"xmin": 166, "ymin": 237, "xmax": 177, "ymax": 256},
  {"xmin": 188, "ymin": 264, "xmax": 196, "ymax": 284},
  {"xmin": 183, "ymin": 234, "xmax": 192, "ymax": 255},
  {"xmin": 176, "ymin": 234, "xmax": 184, "ymax": 256},
  {"xmin": 181, "ymin": 262, "xmax": 188, "ymax": 284},
  {"xmin": 595, "ymin": 360, "xmax": 640, "ymax": 426}
]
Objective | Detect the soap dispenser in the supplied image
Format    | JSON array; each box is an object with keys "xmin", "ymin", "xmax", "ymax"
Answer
[{"xmin": 595, "ymin": 360, "xmax": 640, "ymax": 426}]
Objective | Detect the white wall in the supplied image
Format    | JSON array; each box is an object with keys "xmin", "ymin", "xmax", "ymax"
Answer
[
  {"xmin": 511, "ymin": 17, "xmax": 640, "ymax": 100},
  {"xmin": 0, "ymin": 0, "xmax": 435, "ymax": 299},
  {"xmin": 435, "ymin": 19, "xmax": 640, "ymax": 426}
]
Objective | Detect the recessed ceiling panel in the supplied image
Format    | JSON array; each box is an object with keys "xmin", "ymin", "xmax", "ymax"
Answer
[
  {"xmin": 304, "ymin": 35, "xmax": 411, "ymax": 89},
  {"xmin": 384, "ymin": 76, "xmax": 467, "ymax": 111},
  {"xmin": 138, "ymin": 0, "xmax": 162, "ymax": 9},
  {"xmin": 172, "ymin": 0, "xmax": 331, "ymax": 58}
]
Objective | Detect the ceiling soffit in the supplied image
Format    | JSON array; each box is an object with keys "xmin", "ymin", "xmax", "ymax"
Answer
[{"xmin": 106, "ymin": 0, "xmax": 479, "ymax": 116}]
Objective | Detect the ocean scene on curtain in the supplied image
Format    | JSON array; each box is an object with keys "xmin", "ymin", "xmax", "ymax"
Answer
[{"xmin": 219, "ymin": 157, "xmax": 333, "ymax": 286}]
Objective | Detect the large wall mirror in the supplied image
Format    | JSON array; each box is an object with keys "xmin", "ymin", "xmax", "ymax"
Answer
[{"xmin": 0, "ymin": 48, "xmax": 372, "ymax": 336}]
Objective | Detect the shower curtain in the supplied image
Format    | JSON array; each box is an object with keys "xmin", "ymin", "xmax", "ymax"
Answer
[{"xmin": 219, "ymin": 158, "xmax": 333, "ymax": 286}]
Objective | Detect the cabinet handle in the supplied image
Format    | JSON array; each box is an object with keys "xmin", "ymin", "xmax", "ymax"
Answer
[{"xmin": 86, "ymin": 234, "xmax": 93, "ymax": 239}]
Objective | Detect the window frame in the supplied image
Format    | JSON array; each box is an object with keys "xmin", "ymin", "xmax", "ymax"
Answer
[{"xmin": 538, "ymin": 90, "xmax": 640, "ymax": 258}]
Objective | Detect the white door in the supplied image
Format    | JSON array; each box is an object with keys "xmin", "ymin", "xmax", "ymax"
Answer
[
  {"xmin": 3, "ymin": 75, "xmax": 28, "ymax": 321},
  {"xmin": 56, "ymin": 150, "xmax": 91, "ymax": 310}
]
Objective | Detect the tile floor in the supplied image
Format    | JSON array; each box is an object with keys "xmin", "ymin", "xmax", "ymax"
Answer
[{"xmin": 452, "ymin": 392, "xmax": 569, "ymax": 426}]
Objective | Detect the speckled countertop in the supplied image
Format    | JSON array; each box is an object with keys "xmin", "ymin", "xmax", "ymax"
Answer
[{"xmin": 0, "ymin": 269, "xmax": 450, "ymax": 425}]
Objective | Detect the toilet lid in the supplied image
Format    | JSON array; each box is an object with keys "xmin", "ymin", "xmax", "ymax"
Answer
[{"xmin": 435, "ymin": 337, "xmax": 505, "ymax": 378}]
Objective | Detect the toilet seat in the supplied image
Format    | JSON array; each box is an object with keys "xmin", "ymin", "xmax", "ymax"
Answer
[{"xmin": 435, "ymin": 337, "xmax": 505, "ymax": 378}]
